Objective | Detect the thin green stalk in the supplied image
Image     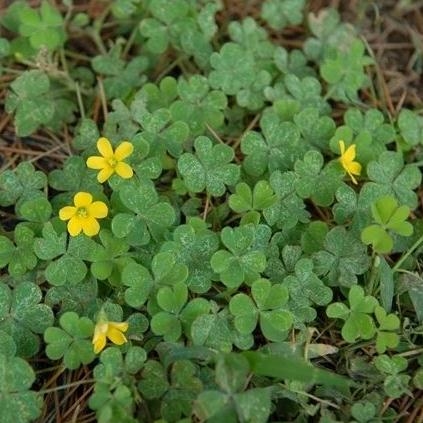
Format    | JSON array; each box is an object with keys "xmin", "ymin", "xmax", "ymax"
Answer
[{"xmin": 393, "ymin": 233, "xmax": 423, "ymax": 271}]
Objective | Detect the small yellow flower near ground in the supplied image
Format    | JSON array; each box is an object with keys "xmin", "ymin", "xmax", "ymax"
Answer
[
  {"xmin": 59, "ymin": 192, "xmax": 108, "ymax": 237},
  {"xmin": 92, "ymin": 319, "xmax": 129, "ymax": 354},
  {"xmin": 338, "ymin": 140, "xmax": 362, "ymax": 185},
  {"xmin": 86, "ymin": 137, "xmax": 134, "ymax": 183}
]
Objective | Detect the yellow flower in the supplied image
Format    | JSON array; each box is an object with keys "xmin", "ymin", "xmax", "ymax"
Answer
[
  {"xmin": 338, "ymin": 140, "xmax": 362, "ymax": 185},
  {"xmin": 92, "ymin": 319, "xmax": 129, "ymax": 354},
  {"xmin": 59, "ymin": 192, "xmax": 108, "ymax": 237},
  {"xmin": 87, "ymin": 137, "xmax": 134, "ymax": 183}
]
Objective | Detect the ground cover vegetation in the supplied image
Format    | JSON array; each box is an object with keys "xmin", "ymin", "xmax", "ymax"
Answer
[{"xmin": 0, "ymin": 0, "xmax": 423, "ymax": 421}]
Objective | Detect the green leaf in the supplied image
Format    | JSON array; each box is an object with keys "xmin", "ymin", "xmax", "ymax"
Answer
[
  {"xmin": 313, "ymin": 227, "xmax": 370, "ymax": 287},
  {"xmin": 294, "ymin": 151, "xmax": 342, "ymax": 206},
  {"xmin": 160, "ymin": 219, "xmax": 219, "ymax": 293},
  {"xmin": 229, "ymin": 294, "xmax": 258, "ymax": 334},
  {"xmin": 44, "ymin": 311, "xmax": 95, "ymax": 369},
  {"xmin": 235, "ymin": 387, "xmax": 272, "ymax": 423},
  {"xmin": 351, "ymin": 401, "xmax": 376, "ymax": 423},
  {"xmin": 215, "ymin": 353, "xmax": 249, "ymax": 393},
  {"xmin": 170, "ymin": 75, "xmax": 227, "ymax": 135},
  {"xmin": 244, "ymin": 351, "xmax": 351, "ymax": 388},
  {"xmin": 5, "ymin": 70, "xmax": 55, "ymax": 136},
  {"xmin": 241, "ymin": 112, "xmax": 305, "ymax": 176},
  {"xmin": 0, "ymin": 354, "xmax": 42, "ymax": 423},
  {"xmin": 366, "ymin": 151, "xmax": 421, "ymax": 209},
  {"xmin": 18, "ymin": 0, "xmax": 66, "ymax": 50},
  {"xmin": 261, "ymin": 0, "xmax": 305, "ymax": 30},
  {"xmin": 178, "ymin": 136, "xmax": 240, "ymax": 197},
  {"xmin": 0, "ymin": 282, "xmax": 54, "ymax": 357},
  {"xmin": 264, "ymin": 171, "xmax": 309, "ymax": 230},
  {"xmin": 0, "ymin": 161, "xmax": 47, "ymax": 207},
  {"xmin": 229, "ymin": 181, "xmax": 276, "ymax": 213},
  {"xmin": 211, "ymin": 225, "xmax": 267, "ymax": 288},
  {"xmin": 138, "ymin": 360, "xmax": 169, "ymax": 399},
  {"xmin": 122, "ymin": 262, "xmax": 153, "ymax": 308},
  {"xmin": 16, "ymin": 197, "xmax": 52, "ymax": 222},
  {"xmin": 113, "ymin": 180, "xmax": 176, "ymax": 244},
  {"xmin": 398, "ymin": 108, "xmax": 423, "ymax": 147},
  {"xmin": 361, "ymin": 224, "xmax": 393, "ymax": 254}
]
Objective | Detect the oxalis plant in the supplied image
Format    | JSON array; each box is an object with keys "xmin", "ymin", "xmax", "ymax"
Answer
[{"xmin": 1, "ymin": 0, "xmax": 423, "ymax": 422}]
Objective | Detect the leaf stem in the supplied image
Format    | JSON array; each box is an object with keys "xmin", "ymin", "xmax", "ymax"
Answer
[{"xmin": 393, "ymin": 233, "xmax": 423, "ymax": 271}]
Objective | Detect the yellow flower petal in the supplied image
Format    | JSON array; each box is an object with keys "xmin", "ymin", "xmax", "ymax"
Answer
[
  {"xmin": 74, "ymin": 192, "xmax": 93, "ymax": 208},
  {"xmin": 89, "ymin": 201, "xmax": 108, "ymax": 219},
  {"xmin": 115, "ymin": 162, "xmax": 133, "ymax": 179},
  {"xmin": 92, "ymin": 327, "xmax": 107, "ymax": 354},
  {"xmin": 106, "ymin": 326, "xmax": 128, "ymax": 345},
  {"xmin": 59, "ymin": 206, "xmax": 76, "ymax": 221},
  {"xmin": 339, "ymin": 140, "xmax": 346, "ymax": 156},
  {"xmin": 97, "ymin": 137, "xmax": 114, "ymax": 159},
  {"xmin": 348, "ymin": 172, "xmax": 358, "ymax": 185},
  {"xmin": 347, "ymin": 161, "xmax": 362, "ymax": 176},
  {"xmin": 87, "ymin": 156, "xmax": 107, "ymax": 170},
  {"xmin": 68, "ymin": 216, "xmax": 83, "ymax": 236},
  {"xmin": 109, "ymin": 321, "xmax": 129, "ymax": 332},
  {"xmin": 342, "ymin": 144, "xmax": 356, "ymax": 163},
  {"xmin": 97, "ymin": 167, "xmax": 114, "ymax": 183},
  {"xmin": 82, "ymin": 216, "xmax": 100, "ymax": 237},
  {"xmin": 114, "ymin": 142, "xmax": 134, "ymax": 161}
]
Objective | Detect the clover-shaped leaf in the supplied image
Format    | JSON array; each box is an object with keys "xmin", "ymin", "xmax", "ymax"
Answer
[
  {"xmin": 170, "ymin": 75, "xmax": 227, "ymax": 135},
  {"xmin": 374, "ymin": 354, "xmax": 411, "ymax": 398},
  {"xmin": 313, "ymin": 227, "xmax": 370, "ymax": 287},
  {"xmin": 0, "ymin": 281, "xmax": 53, "ymax": 358},
  {"xmin": 209, "ymin": 42, "xmax": 256, "ymax": 96},
  {"xmin": 0, "ymin": 161, "xmax": 47, "ymax": 207},
  {"xmin": 18, "ymin": 0, "xmax": 66, "ymax": 50},
  {"xmin": 135, "ymin": 77, "xmax": 178, "ymax": 111},
  {"xmin": 374, "ymin": 305, "xmax": 400, "ymax": 354},
  {"xmin": 160, "ymin": 219, "xmax": 219, "ymax": 293},
  {"xmin": 229, "ymin": 181, "xmax": 276, "ymax": 214},
  {"xmin": 293, "ymin": 106, "xmax": 335, "ymax": 147},
  {"xmin": 304, "ymin": 8, "xmax": 356, "ymax": 61},
  {"xmin": 131, "ymin": 104, "xmax": 189, "ymax": 158},
  {"xmin": 44, "ymin": 311, "xmax": 95, "ymax": 369},
  {"xmin": 45, "ymin": 277, "xmax": 97, "ymax": 315},
  {"xmin": 89, "ymin": 347, "xmax": 141, "ymax": 423},
  {"xmin": 284, "ymin": 258, "xmax": 333, "ymax": 324},
  {"xmin": 241, "ymin": 111, "xmax": 305, "ymax": 176},
  {"xmin": 263, "ymin": 171, "xmax": 309, "ymax": 230},
  {"xmin": 112, "ymin": 180, "xmax": 176, "ymax": 245},
  {"xmin": 361, "ymin": 196, "xmax": 413, "ymax": 254},
  {"xmin": 294, "ymin": 150, "xmax": 343, "ymax": 206},
  {"xmin": 191, "ymin": 310, "xmax": 234, "ymax": 352},
  {"xmin": 89, "ymin": 229, "xmax": 131, "ymax": 282},
  {"xmin": 0, "ymin": 353, "xmax": 42, "ymax": 423},
  {"xmin": 139, "ymin": 0, "xmax": 190, "ymax": 54},
  {"xmin": 34, "ymin": 228, "xmax": 98, "ymax": 286},
  {"xmin": 365, "ymin": 151, "xmax": 421, "ymax": 210},
  {"xmin": 159, "ymin": 359, "xmax": 204, "ymax": 422},
  {"xmin": 230, "ymin": 278, "xmax": 292, "ymax": 342},
  {"xmin": 261, "ymin": 0, "xmax": 305, "ymax": 30},
  {"xmin": 211, "ymin": 225, "xmax": 267, "ymax": 289},
  {"xmin": 327, "ymin": 285, "xmax": 377, "ymax": 343},
  {"xmin": 5, "ymin": 70, "xmax": 55, "ymax": 136},
  {"xmin": 150, "ymin": 282, "xmax": 188, "ymax": 342},
  {"xmin": 178, "ymin": 136, "xmax": 240, "ymax": 197},
  {"xmin": 0, "ymin": 225, "xmax": 37, "ymax": 278},
  {"xmin": 345, "ymin": 108, "xmax": 395, "ymax": 146},
  {"xmin": 92, "ymin": 49, "xmax": 149, "ymax": 100},
  {"xmin": 48, "ymin": 156, "xmax": 100, "ymax": 196},
  {"xmin": 321, "ymin": 39, "xmax": 372, "ymax": 102},
  {"xmin": 397, "ymin": 108, "xmax": 423, "ymax": 147}
]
